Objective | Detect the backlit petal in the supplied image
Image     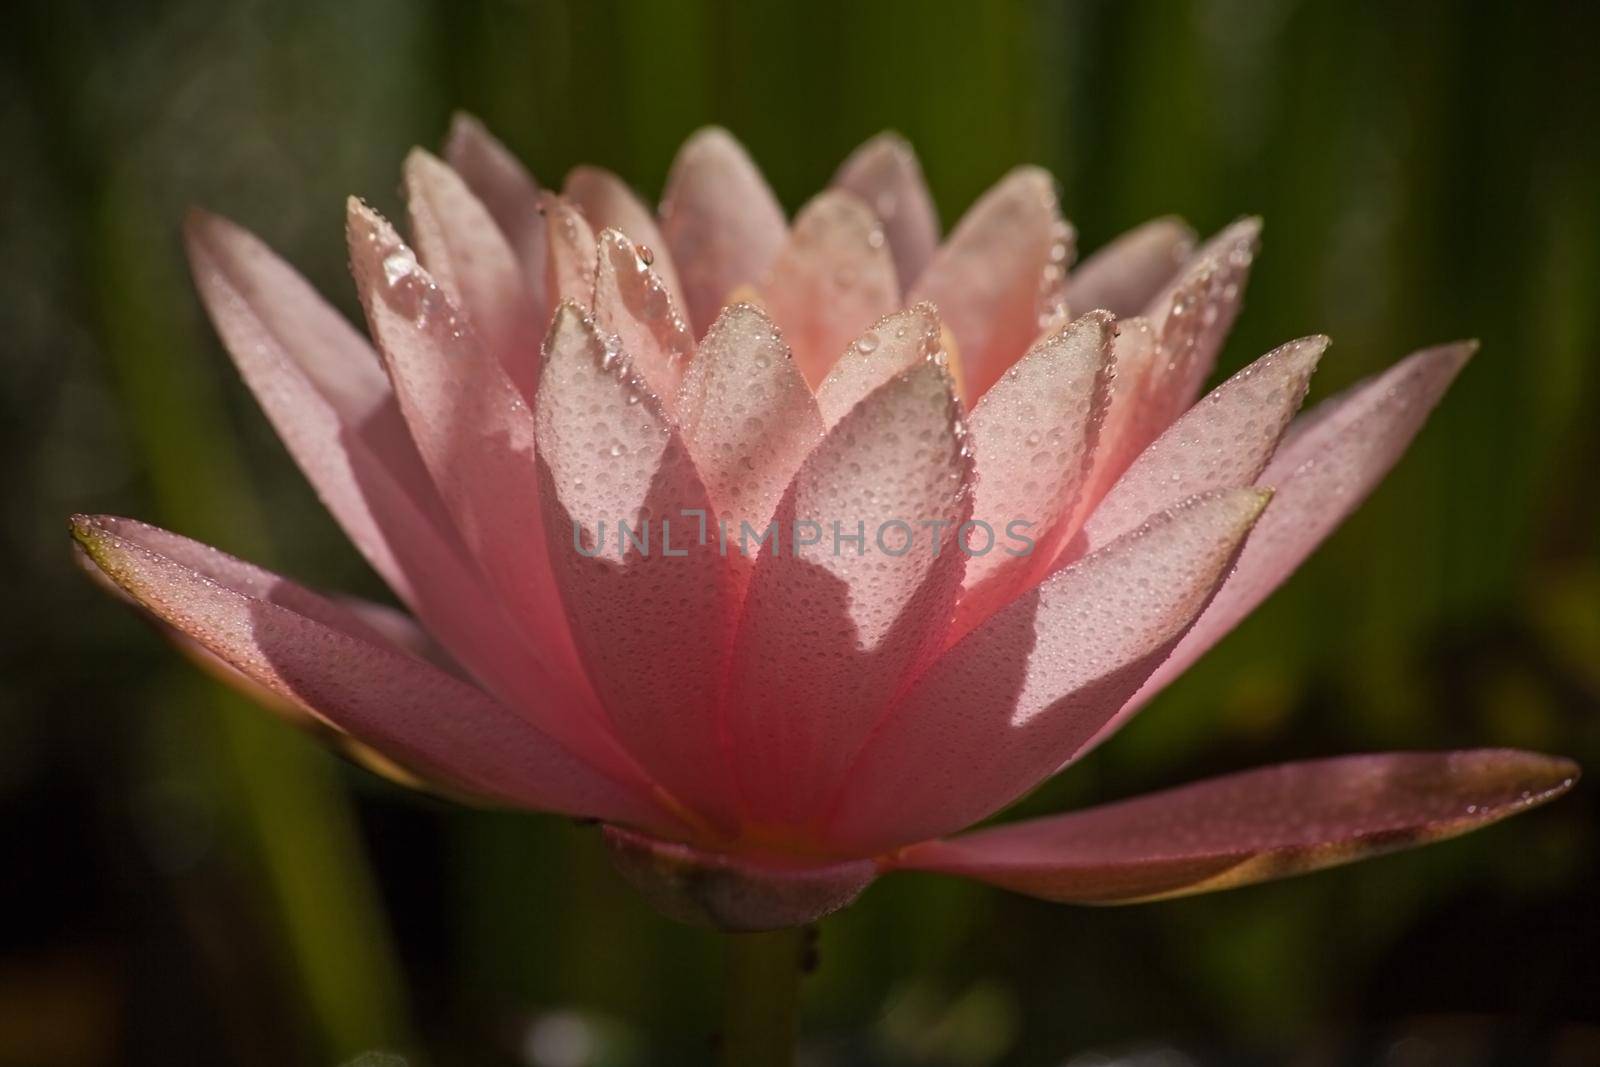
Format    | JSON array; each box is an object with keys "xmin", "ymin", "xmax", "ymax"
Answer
[
  {"xmin": 675, "ymin": 303, "xmax": 824, "ymax": 538},
  {"xmin": 536, "ymin": 305, "xmax": 741, "ymax": 833},
  {"xmin": 1064, "ymin": 216, "xmax": 1195, "ymax": 317},
  {"xmin": 565, "ymin": 164, "xmax": 685, "ymax": 308},
  {"xmin": 832, "ymin": 132, "xmax": 941, "ymax": 288},
  {"xmin": 725, "ymin": 360, "xmax": 973, "ymax": 831},
  {"xmin": 762, "ymin": 190, "xmax": 900, "ymax": 388},
  {"xmin": 661, "ymin": 127, "xmax": 787, "ymax": 335},
  {"xmin": 829, "ymin": 488, "xmax": 1271, "ymax": 854},
  {"xmin": 894, "ymin": 750, "xmax": 1578, "ymax": 903},
  {"xmin": 405, "ymin": 148, "xmax": 543, "ymax": 400},
  {"xmin": 72, "ymin": 515, "xmax": 672, "ymax": 830},
  {"xmin": 912, "ymin": 167, "xmax": 1075, "ymax": 401}
]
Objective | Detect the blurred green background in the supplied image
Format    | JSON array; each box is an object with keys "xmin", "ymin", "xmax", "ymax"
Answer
[{"xmin": 3, "ymin": 0, "xmax": 1597, "ymax": 1064}]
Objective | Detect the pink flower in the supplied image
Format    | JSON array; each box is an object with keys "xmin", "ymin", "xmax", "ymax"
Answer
[{"xmin": 73, "ymin": 117, "xmax": 1576, "ymax": 930}]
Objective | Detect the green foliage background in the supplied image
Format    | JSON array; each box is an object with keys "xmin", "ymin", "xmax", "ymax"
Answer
[{"xmin": 2, "ymin": 1, "xmax": 1596, "ymax": 1064}]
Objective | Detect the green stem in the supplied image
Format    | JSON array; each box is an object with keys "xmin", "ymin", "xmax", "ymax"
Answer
[{"xmin": 721, "ymin": 928, "xmax": 806, "ymax": 1067}]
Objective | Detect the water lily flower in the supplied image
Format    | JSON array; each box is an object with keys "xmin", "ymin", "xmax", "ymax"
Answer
[{"xmin": 73, "ymin": 116, "xmax": 1575, "ymax": 936}]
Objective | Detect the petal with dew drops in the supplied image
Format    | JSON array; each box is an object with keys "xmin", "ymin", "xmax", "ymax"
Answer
[
  {"xmin": 540, "ymin": 192, "xmax": 599, "ymax": 310},
  {"xmin": 1109, "ymin": 342, "xmax": 1474, "ymax": 731},
  {"xmin": 828, "ymin": 488, "xmax": 1271, "ymax": 855},
  {"xmin": 1078, "ymin": 315, "xmax": 1162, "ymax": 514},
  {"xmin": 183, "ymin": 209, "xmax": 445, "ymax": 594},
  {"xmin": 894, "ymin": 750, "xmax": 1579, "ymax": 904},
  {"xmin": 1141, "ymin": 217, "xmax": 1261, "ymax": 430},
  {"xmin": 69, "ymin": 530, "xmax": 446, "ymax": 786},
  {"xmin": 591, "ymin": 228, "xmax": 695, "ymax": 411},
  {"xmin": 405, "ymin": 148, "xmax": 543, "ymax": 401},
  {"xmin": 565, "ymin": 165, "xmax": 685, "ymax": 309},
  {"xmin": 952, "ymin": 312, "xmax": 1116, "ymax": 639},
  {"xmin": 761, "ymin": 190, "xmax": 900, "ymax": 388},
  {"xmin": 1064, "ymin": 216, "xmax": 1196, "ymax": 318},
  {"xmin": 183, "ymin": 210, "xmax": 568, "ymax": 722},
  {"xmin": 71, "ymin": 515, "xmax": 677, "ymax": 832},
  {"xmin": 661, "ymin": 127, "xmax": 787, "ymax": 336},
  {"xmin": 675, "ymin": 302, "xmax": 824, "ymax": 541},
  {"xmin": 346, "ymin": 201, "xmax": 611, "ymax": 752},
  {"xmin": 815, "ymin": 303, "xmax": 945, "ymax": 429},
  {"xmin": 725, "ymin": 360, "xmax": 974, "ymax": 832},
  {"xmin": 535, "ymin": 304, "xmax": 742, "ymax": 835},
  {"xmin": 832, "ymin": 132, "xmax": 941, "ymax": 289},
  {"xmin": 442, "ymin": 112, "xmax": 548, "ymax": 313},
  {"xmin": 1079, "ymin": 335, "xmax": 1327, "ymax": 555},
  {"xmin": 912, "ymin": 167, "xmax": 1075, "ymax": 402}
]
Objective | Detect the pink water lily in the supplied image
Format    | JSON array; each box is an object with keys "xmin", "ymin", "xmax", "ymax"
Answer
[{"xmin": 73, "ymin": 116, "xmax": 1575, "ymax": 931}]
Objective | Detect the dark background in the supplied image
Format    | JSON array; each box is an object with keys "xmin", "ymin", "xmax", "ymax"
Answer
[{"xmin": 3, "ymin": 1, "xmax": 1598, "ymax": 1064}]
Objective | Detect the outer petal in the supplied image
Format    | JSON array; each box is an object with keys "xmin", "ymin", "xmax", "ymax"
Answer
[
  {"xmin": 815, "ymin": 304, "xmax": 945, "ymax": 429},
  {"xmin": 183, "ymin": 209, "xmax": 445, "ymax": 598},
  {"xmin": 184, "ymin": 210, "xmax": 553, "ymax": 716},
  {"xmin": 346, "ymin": 201, "xmax": 610, "ymax": 758},
  {"xmin": 724, "ymin": 360, "xmax": 974, "ymax": 832},
  {"xmin": 828, "ymin": 488, "xmax": 1271, "ymax": 855},
  {"xmin": 674, "ymin": 303, "xmax": 825, "ymax": 539},
  {"xmin": 893, "ymin": 750, "xmax": 1578, "ymax": 904},
  {"xmin": 1116, "ymin": 342, "xmax": 1474, "ymax": 722},
  {"xmin": 953, "ymin": 312, "xmax": 1115, "ymax": 638},
  {"xmin": 761, "ymin": 190, "xmax": 900, "ymax": 388},
  {"xmin": 660, "ymin": 127, "xmax": 787, "ymax": 336},
  {"xmin": 1140, "ymin": 217, "xmax": 1261, "ymax": 431},
  {"xmin": 539, "ymin": 193, "xmax": 599, "ymax": 309},
  {"xmin": 603, "ymin": 826, "xmax": 875, "ymax": 931},
  {"xmin": 1078, "ymin": 335, "xmax": 1327, "ymax": 554},
  {"xmin": 1064, "ymin": 216, "xmax": 1195, "ymax": 318},
  {"xmin": 564, "ymin": 165, "xmax": 685, "ymax": 308},
  {"xmin": 831, "ymin": 132, "xmax": 941, "ymax": 289},
  {"xmin": 442, "ymin": 112, "xmax": 548, "ymax": 312},
  {"xmin": 911, "ymin": 167, "xmax": 1075, "ymax": 401},
  {"xmin": 71, "ymin": 515, "xmax": 674, "ymax": 830},
  {"xmin": 535, "ymin": 305, "xmax": 741, "ymax": 834},
  {"xmin": 405, "ymin": 148, "xmax": 543, "ymax": 401},
  {"xmin": 591, "ymin": 228, "xmax": 695, "ymax": 410}
]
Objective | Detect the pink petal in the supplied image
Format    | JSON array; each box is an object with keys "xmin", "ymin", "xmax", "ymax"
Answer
[
  {"xmin": 72, "ymin": 515, "xmax": 675, "ymax": 830},
  {"xmin": 1079, "ymin": 316, "xmax": 1161, "ymax": 509},
  {"xmin": 535, "ymin": 305, "xmax": 742, "ymax": 834},
  {"xmin": 564, "ymin": 164, "xmax": 685, "ymax": 308},
  {"xmin": 674, "ymin": 302, "xmax": 824, "ymax": 539},
  {"xmin": 952, "ymin": 312, "xmax": 1115, "ymax": 638},
  {"xmin": 184, "ymin": 210, "xmax": 556, "ymax": 713},
  {"xmin": 827, "ymin": 488, "xmax": 1272, "ymax": 855},
  {"xmin": 724, "ymin": 361, "xmax": 973, "ymax": 831},
  {"xmin": 911, "ymin": 167, "xmax": 1075, "ymax": 401},
  {"xmin": 1079, "ymin": 335, "xmax": 1327, "ymax": 554},
  {"xmin": 405, "ymin": 148, "xmax": 544, "ymax": 401},
  {"xmin": 539, "ymin": 192, "xmax": 599, "ymax": 309},
  {"xmin": 442, "ymin": 112, "xmax": 547, "ymax": 310},
  {"xmin": 591, "ymin": 228, "xmax": 695, "ymax": 411},
  {"xmin": 831, "ymin": 132, "xmax": 941, "ymax": 289},
  {"xmin": 1064, "ymin": 216, "xmax": 1196, "ymax": 318},
  {"xmin": 1116, "ymin": 342, "xmax": 1474, "ymax": 724},
  {"xmin": 660, "ymin": 127, "xmax": 787, "ymax": 336},
  {"xmin": 894, "ymin": 750, "xmax": 1579, "ymax": 903},
  {"xmin": 183, "ymin": 210, "xmax": 443, "ymax": 596},
  {"xmin": 814, "ymin": 303, "xmax": 945, "ymax": 429},
  {"xmin": 761, "ymin": 190, "xmax": 900, "ymax": 388},
  {"xmin": 603, "ymin": 826, "xmax": 875, "ymax": 931},
  {"xmin": 1140, "ymin": 217, "xmax": 1261, "ymax": 431},
  {"xmin": 346, "ymin": 201, "xmax": 600, "ymax": 731}
]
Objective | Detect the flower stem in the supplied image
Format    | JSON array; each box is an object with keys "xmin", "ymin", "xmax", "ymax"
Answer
[{"xmin": 721, "ymin": 927, "xmax": 807, "ymax": 1066}]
